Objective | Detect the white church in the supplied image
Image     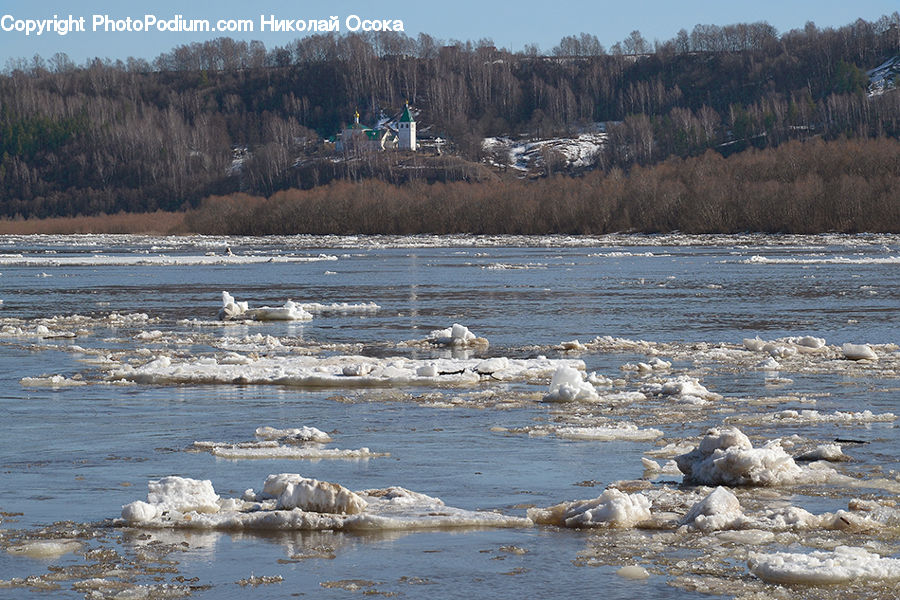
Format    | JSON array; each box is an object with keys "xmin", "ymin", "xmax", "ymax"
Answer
[{"xmin": 336, "ymin": 103, "xmax": 417, "ymax": 154}]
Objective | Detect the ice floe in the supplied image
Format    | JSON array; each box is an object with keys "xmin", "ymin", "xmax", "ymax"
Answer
[
  {"xmin": 423, "ymin": 324, "xmax": 489, "ymax": 348},
  {"xmin": 842, "ymin": 342, "xmax": 878, "ymax": 361},
  {"xmin": 191, "ymin": 441, "xmax": 386, "ymax": 460},
  {"xmin": 509, "ymin": 422, "xmax": 663, "ymax": 441},
  {"xmin": 621, "ymin": 358, "xmax": 671, "ymax": 373},
  {"xmin": 543, "ymin": 366, "xmax": 599, "ymax": 402},
  {"xmin": 748, "ymin": 546, "xmax": 900, "ymax": 585},
  {"xmin": 675, "ymin": 427, "xmax": 804, "ymax": 486},
  {"xmin": 727, "ymin": 409, "xmax": 896, "ymax": 426},
  {"xmin": 218, "ymin": 291, "xmax": 313, "ymax": 322},
  {"xmin": 679, "ymin": 487, "xmax": 745, "ymax": 532},
  {"xmin": 795, "ymin": 444, "xmax": 848, "ymax": 462},
  {"xmin": 254, "ymin": 426, "xmax": 331, "ymax": 443},
  {"xmin": 19, "ymin": 374, "xmax": 87, "ymax": 387},
  {"xmin": 640, "ymin": 376, "xmax": 721, "ymax": 404},
  {"xmin": 190, "ymin": 426, "xmax": 386, "ymax": 460},
  {"xmin": 108, "ymin": 353, "xmax": 582, "ymax": 389},
  {"xmin": 553, "ymin": 424, "xmax": 664, "ymax": 442},
  {"xmin": 745, "ymin": 254, "xmax": 900, "ymax": 265},
  {"xmin": 5, "ymin": 540, "xmax": 82, "ymax": 559},
  {"xmin": 528, "ymin": 488, "xmax": 652, "ymax": 528},
  {"xmin": 119, "ymin": 474, "xmax": 531, "ymax": 531}
]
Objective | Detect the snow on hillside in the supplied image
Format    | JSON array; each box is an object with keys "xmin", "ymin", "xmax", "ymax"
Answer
[
  {"xmin": 482, "ymin": 129, "xmax": 607, "ymax": 174},
  {"xmin": 868, "ymin": 55, "xmax": 900, "ymax": 96}
]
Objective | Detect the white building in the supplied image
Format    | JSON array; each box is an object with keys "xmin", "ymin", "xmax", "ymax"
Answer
[{"xmin": 397, "ymin": 102, "xmax": 417, "ymax": 151}]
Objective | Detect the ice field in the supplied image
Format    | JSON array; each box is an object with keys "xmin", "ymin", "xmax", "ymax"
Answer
[{"xmin": 0, "ymin": 234, "xmax": 898, "ymax": 599}]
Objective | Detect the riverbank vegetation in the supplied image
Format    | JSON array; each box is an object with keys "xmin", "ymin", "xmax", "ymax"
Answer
[{"xmin": 182, "ymin": 137, "xmax": 899, "ymax": 235}]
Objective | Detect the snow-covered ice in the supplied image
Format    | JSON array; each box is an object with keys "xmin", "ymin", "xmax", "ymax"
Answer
[
  {"xmin": 679, "ymin": 487, "xmax": 745, "ymax": 532},
  {"xmin": 108, "ymin": 353, "xmax": 582, "ymax": 389},
  {"xmin": 119, "ymin": 474, "xmax": 531, "ymax": 531},
  {"xmin": 423, "ymin": 324, "xmax": 489, "ymax": 348},
  {"xmin": 254, "ymin": 426, "xmax": 332, "ymax": 443},
  {"xmin": 842, "ymin": 343, "xmax": 878, "ymax": 361},
  {"xmin": 218, "ymin": 291, "xmax": 312, "ymax": 322},
  {"xmin": 528, "ymin": 488, "xmax": 651, "ymax": 528},
  {"xmin": 542, "ymin": 366, "xmax": 599, "ymax": 402},
  {"xmin": 641, "ymin": 376, "xmax": 721, "ymax": 404},
  {"xmin": 748, "ymin": 546, "xmax": 900, "ymax": 585},
  {"xmin": 675, "ymin": 427, "xmax": 803, "ymax": 486}
]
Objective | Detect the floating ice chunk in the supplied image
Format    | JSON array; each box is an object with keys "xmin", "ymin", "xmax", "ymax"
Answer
[
  {"xmin": 675, "ymin": 427, "xmax": 803, "ymax": 486},
  {"xmin": 543, "ymin": 366, "xmax": 598, "ymax": 402},
  {"xmin": 219, "ymin": 352, "xmax": 253, "ymax": 365},
  {"xmin": 109, "ymin": 353, "xmax": 581, "ymax": 389},
  {"xmin": 795, "ymin": 444, "xmax": 847, "ymax": 462},
  {"xmin": 20, "ymin": 374, "xmax": 86, "ymax": 387},
  {"xmin": 729, "ymin": 409, "xmax": 896, "ymax": 426},
  {"xmin": 680, "ymin": 487, "xmax": 745, "ymax": 531},
  {"xmin": 296, "ymin": 301, "xmax": 379, "ymax": 314},
  {"xmin": 427, "ymin": 323, "xmax": 489, "ymax": 347},
  {"xmin": 558, "ymin": 339, "xmax": 587, "ymax": 352},
  {"xmin": 218, "ymin": 291, "xmax": 312, "ymax": 322},
  {"xmin": 528, "ymin": 488, "xmax": 651, "ymax": 528},
  {"xmin": 210, "ymin": 445, "xmax": 384, "ymax": 460},
  {"xmin": 641, "ymin": 376, "xmax": 721, "ymax": 404},
  {"xmin": 122, "ymin": 477, "xmax": 220, "ymax": 524},
  {"xmin": 641, "ymin": 457, "xmax": 661, "ymax": 471},
  {"xmin": 748, "ymin": 546, "xmax": 900, "ymax": 585},
  {"xmin": 342, "ymin": 363, "xmax": 374, "ymax": 377},
  {"xmin": 641, "ymin": 457, "xmax": 681, "ymax": 474},
  {"xmin": 745, "ymin": 335, "xmax": 827, "ymax": 355},
  {"xmin": 147, "ymin": 476, "xmax": 220, "ymax": 514},
  {"xmin": 763, "ymin": 343, "xmax": 796, "ymax": 359},
  {"xmin": 554, "ymin": 423, "xmax": 663, "ymax": 441},
  {"xmin": 6, "ymin": 540, "xmax": 81, "ymax": 559},
  {"xmin": 416, "ymin": 364, "xmax": 438, "ymax": 377},
  {"xmin": 616, "ymin": 565, "xmax": 650, "ymax": 580},
  {"xmin": 755, "ymin": 357, "xmax": 781, "ymax": 371},
  {"xmin": 475, "ymin": 357, "xmax": 509, "ymax": 375},
  {"xmin": 120, "ymin": 473, "xmax": 529, "ymax": 531},
  {"xmin": 255, "ymin": 426, "xmax": 331, "ymax": 443},
  {"xmin": 715, "ymin": 529, "xmax": 775, "ymax": 545},
  {"xmin": 622, "ymin": 358, "xmax": 671, "ymax": 373},
  {"xmin": 587, "ymin": 372, "xmax": 613, "ymax": 386},
  {"xmin": 743, "ymin": 337, "xmax": 766, "ymax": 351},
  {"xmin": 262, "ymin": 474, "xmax": 367, "ymax": 514},
  {"xmin": 219, "ymin": 291, "xmax": 249, "ymax": 320},
  {"xmin": 789, "ymin": 336, "xmax": 826, "ymax": 350},
  {"xmin": 122, "ymin": 500, "xmax": 158, "ymax": 523},
  {"xmin": 135, "ymin": 330, "xmax": 164, "ymax": 341},
  {"xmin": 842, "ymin": 343, "xmax": 877, "ymax": 361}
]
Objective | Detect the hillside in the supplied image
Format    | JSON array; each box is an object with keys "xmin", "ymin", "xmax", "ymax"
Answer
[{"xmin": 0, "ymin": 15, "xmax": 898, "ymax": 220}]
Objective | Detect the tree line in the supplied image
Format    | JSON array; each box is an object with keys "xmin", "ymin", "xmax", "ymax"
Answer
[
  {"xmin": 185, "ymin": 137, "xmax": 900, "ymax": 235},
  {"xmin": 0, "ymin": 13, "xmax": 898, "ymax": 220}
]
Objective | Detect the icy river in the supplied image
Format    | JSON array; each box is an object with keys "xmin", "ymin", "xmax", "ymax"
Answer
[{"xmin": 0, "ymin": 233, "xmax": 898, "ymax": 599}]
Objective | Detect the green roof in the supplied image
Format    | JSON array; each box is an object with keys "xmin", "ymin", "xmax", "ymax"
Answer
[{"xmin": 399, "ymin": 104, "xmax": 414, "ymax": 123}]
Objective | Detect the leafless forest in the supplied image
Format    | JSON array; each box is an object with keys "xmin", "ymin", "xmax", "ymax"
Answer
[{"xmin": 1, "ymin": 14, "xmax": 899, "ymax": 232}]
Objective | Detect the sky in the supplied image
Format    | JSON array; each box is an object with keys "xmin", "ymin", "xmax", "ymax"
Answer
[{"xmin": 0, "ymin": 0, "xmax": 897, "ymax": 65}]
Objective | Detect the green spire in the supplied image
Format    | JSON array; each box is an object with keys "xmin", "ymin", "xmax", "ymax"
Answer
[{"xmin": 399, "ymin": 102, "xmax": 414, "ymax": 123}]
